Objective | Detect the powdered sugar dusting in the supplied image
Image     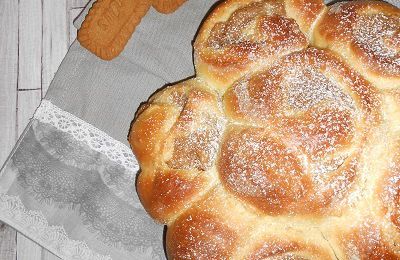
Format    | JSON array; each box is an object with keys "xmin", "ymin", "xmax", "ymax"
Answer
[
  {"xmin": 219, "ymin": 48, "xmax": 376, "ymax": 214},
  {"xmin": 165, "ymin": 88, "xmax": 226, "ymax": 171},
  {"xmin": 353, "ymin": 13, "xmax": 400, "ymax": 75},
  {"xmin": 328, "ymin": 1, "xmax": 347, "ymax": 15},
  {"xmin": 248, "ymin": 239, "xmax": 328, "ymax": 259},
  {"xmin": 132, "ymin": 0, "xmax": 400, "ymax": 257},
  {"xmin": 310, "ymin": 154, "xmax": 347, "ymax": 177},
  {"xmin": 206, "ymin": 5, "xmax": 306, "ymax": 56},
  {"xmin": 207, "ymin": 1, "xmax": 286, "ymax": 50},
  {"xmin": 219, "ymin": 127, "xmax": 309, "ymax": 214},
  {"xmin": 343, "ymin": 220, "xmax": 398, "ymax": 259},
  {"xmin": 380, "ymin": 144, "xmax": 400, "ymax": 229},
  {"xmin": 197, "ymin": 0, "xmax": 307, "ymax": 84},
  {"xmin": 229, "ymin": 49, "xmax": 358, "ymax": 122},
  {"xmin": 283, "ymin": 63, "xmax": 355, "ymax": 113},
  {"xmin": 229, "ymin": 72, "xmax": 284, "ymax": 122}
]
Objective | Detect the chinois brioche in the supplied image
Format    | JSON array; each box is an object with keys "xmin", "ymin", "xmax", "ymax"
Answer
[{"xmin": 128, "ymin": 0, "xmax": 400, "ymax": 259}]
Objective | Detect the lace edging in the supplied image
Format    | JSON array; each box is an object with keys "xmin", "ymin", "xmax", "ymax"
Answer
[
  {"xmin": 34, "ymin": 100, "xmax": 139, "ymax": 172},
  {"xmin": 0, "ymin": 193, "xmax": 112, "ymax": 260}
]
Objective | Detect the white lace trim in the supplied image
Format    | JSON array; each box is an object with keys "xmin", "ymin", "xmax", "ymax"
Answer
[
  {"xmin": 34, "ymin": 100, "xmax": 139, "ymax": 172},
  {"xmin": 0, "ymin": 193, "xmax": 112, "ymax": 260}
]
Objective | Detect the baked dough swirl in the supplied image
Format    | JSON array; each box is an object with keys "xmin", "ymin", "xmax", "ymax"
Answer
[
  {"xmin": 129, "ymin": 0, "xmax": 400, "ymax": 258},
  {"xmin": 313, "ymin": 0, "xmax": 400, "ymax": 89}
]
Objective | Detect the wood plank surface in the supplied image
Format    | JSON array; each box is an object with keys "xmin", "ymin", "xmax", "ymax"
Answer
[
  {"xmin": 0, "ymin": 223, "xmax": 16, "ymax": 260},
  {"xmin": 0, "ymin": 0, "xmax": 19, "ymax": 171},
  {"xmin": 69, "ymin": 8, "xmax": 84, "ymax": 45},
  {"xmin": 0, "ymin": 6, "xmax": 19, "ymax": 259},
  {"xmin": 17, "ymin": 90, "xmax": 42, "ymax": 136},
  {"xmin": 16, "ymin": 234, "xmax": 42, "ymax": 260},
  {"xmin": 18, "ymin": 0, "xmax": 42, "ymax": 90},
  {"xmin": 41, "ymin": 0, "xmax": 69, "ymax": 95},
  {"xmin": 42, "ymin": 250, "xmax": 64, "ymax": 260},
  {"xmin": 67, "ymin": 0, "xmax": 89, "ymax": 45},
  {"xmin": 0, "ymin": 0, "xmax": 88, "ymax": 259}
]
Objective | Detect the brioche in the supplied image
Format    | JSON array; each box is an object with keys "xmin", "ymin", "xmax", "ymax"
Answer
[{"xmin": 129, "ymin": 0, "xmax": 400, "ymax": 259}]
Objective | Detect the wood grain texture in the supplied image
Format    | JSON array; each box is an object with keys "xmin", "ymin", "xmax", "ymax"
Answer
[
  {"xmin": 69, "ymin": 8, "xmax": 85, "ymax": 45},
  {"xmin": 42, "ymin": 0, "xmax": 69, "ymax": 95},
  {"xmin": 0, "ymin": 223, "xmax": 16, "ymax": 260},
  {"xmin": 16, "ymin": 234, "xmax": 42, "ymax": 260},
  {"xmin": 42, "ymin": 250, "xmax": 64, "ymax": 260},
  {"xmin": 0, "ymin": 0, "xmax": 18, "ymax": 170},
  {"xmin": 17, "ymin": 90, "xmax": 42, "ymax": 136},
  {"xmin": 68, "ymin": 0, "xmax": 90, "ymax": 8},
  {"xmin": 0, "ymin": 0, "xmax": 89, "ymax": 259},
  {"xmin": 18, "ymin": 0, "xmax": 42, "ymax": 90},
  {"xmin": 67, "ymin": 0, "xmax": 88, "ymax": 45}
]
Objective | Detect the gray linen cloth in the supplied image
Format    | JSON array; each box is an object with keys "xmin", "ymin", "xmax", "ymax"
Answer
[{"xmin": 47, "ymin": 0, "xmax": 218, "ymax": 146}]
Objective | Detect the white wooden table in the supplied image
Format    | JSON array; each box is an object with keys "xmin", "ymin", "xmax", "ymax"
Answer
[{"xmin": 0, "ymin": 0, "xmax": 89, "ymax": 258}]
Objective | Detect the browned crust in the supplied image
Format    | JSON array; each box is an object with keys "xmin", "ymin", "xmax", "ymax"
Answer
[
  {"xmin": 166, "ymin": 210, "xmax": 239, "ymax": 259},
  {"xmin": 223, "ymin": 48, "xmax": 381, "ymax": 126},
  {"xmin": 218, "ymin": 48, "xmax": 381, "ymax": 216},
  {"xmin": 129, "ymin": 104, "xmax": 176, "ymax": 168},
  {"xmin": 316, "ymin": 1, "xmax": 399, "ymax": 43},
  {"xmin": 246, "ymin": 238, "xmax": 332, "ymax": 260},
  {"xmin": 137, "ymin": 168, "xmax": 211, "ymax": 223},
  {"xmin": 313, "ymin": 0, "xmax": 400, "ymax": 89},
  {"xmin": 218, "ymin": 126, "xmax": 311, "ymax": 215},
  {"xmin": 340, "ymin": 221, "xmax": 399, "ymax": 259},
  {"xmin": 284, "ymin": 0, "xmax": 326, "ymax": 38},
  {"xmin": 165, "ymin": 187, "xmax": 261, "ymax": 260},
  {"xmin": 194, "ymin": 0, "xmax": 308, "ymax": 91},
  {"xmin": 376, "ymin": 139, "xmax": 400, "ymax": 242},
  {"xmin": 129, "ymin": 80, "xmax": 225, "ymax": 223}
]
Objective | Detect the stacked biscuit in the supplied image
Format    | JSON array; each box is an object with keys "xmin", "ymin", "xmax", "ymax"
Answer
[
  {"xmin": 129, "ymin": 0, "xmax": 400, "ymax": 259},
  {"xmin": 78, "ymin": 0, "xmax": 187, "ymax": 60}
]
